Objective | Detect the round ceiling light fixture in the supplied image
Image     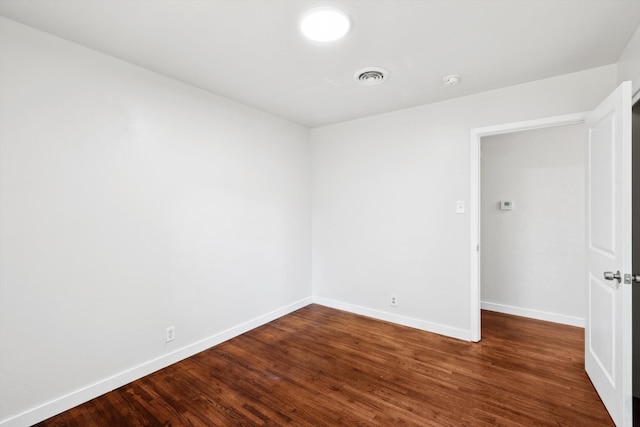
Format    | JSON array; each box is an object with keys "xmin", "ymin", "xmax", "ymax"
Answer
[
  {"xmin": 442, "ymin": 74, "xmax": 461, "ymax": 86},
  {"xmin": 300, "ymin": 7, "xmax": 350, "ymax": 42},
  {"xmin": 353, "ymin": 67, "xmax": 388, "ymax": 86}
]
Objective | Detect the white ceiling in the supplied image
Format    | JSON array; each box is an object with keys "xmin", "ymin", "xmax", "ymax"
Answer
[{"xmin": 1, "ymin": 0, "xmax": 640, "ymax": 128}]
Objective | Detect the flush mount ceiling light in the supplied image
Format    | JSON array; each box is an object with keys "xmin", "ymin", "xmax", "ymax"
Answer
[
  {"xmin": 353, "ymin": 67, "xmax": 388, "ymax": 86},
  {"xmin": 300, "ymin": 7, "xmax": 350, "ymax": 42},
  {"xmin": 442, "ymin": 74, "xmax": 461, "ymax": 86}
]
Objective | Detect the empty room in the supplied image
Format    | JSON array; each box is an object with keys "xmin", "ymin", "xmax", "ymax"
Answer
[{"xmin": 1, "ymin": 1, "xmax": 640, "ymax": 426}]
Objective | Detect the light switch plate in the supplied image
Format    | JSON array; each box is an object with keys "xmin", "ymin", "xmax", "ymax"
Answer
[
  {"xmin": 456, "ymin": 201, "xmax": 465, "ymax": 214},
  {"xmin": 500, "ymin": 200, "xmax": 513, "ymax": 210}
]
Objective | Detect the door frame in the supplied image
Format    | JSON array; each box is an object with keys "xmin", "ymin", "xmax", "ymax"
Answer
[{"xmin": 469, "ymin": 112, "xmax": 588, "ymax": 342}]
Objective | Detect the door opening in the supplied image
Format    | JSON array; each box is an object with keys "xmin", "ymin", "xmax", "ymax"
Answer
[
  {"xmin": 480, "ymin": 124, "xmax": 586, "ymax": 328},
  {"xmin": 469, "ymin": 113, "xmax": 587, "ymax": 341}
]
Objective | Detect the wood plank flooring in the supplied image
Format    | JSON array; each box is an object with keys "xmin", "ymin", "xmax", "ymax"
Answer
[{"xmin": 35, "ymin": 305, "xmax": 614, "ymax": 426}]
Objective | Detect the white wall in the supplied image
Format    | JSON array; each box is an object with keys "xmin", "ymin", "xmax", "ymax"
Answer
[
  {"xmin": 618, "ymin": 23, "xmax": 640, "ymax": 94},
  {"xmin": 0, "ymin": 13, "xmax": 631, "ymax": 427},
  {"xmin": 480, "ymin": 125, "xmax": 585, "ymax": 326},
  {"xmin": 311, "ymin": 65, "xmax": 617, "ymax": 339},
  {"xmin": 0, "ymin": 18, "xmax": 311, "ymax": 426}
]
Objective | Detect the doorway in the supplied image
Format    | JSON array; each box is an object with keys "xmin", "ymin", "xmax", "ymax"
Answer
[
  {"xmin": 480, "ymin": 124, "xmax": 585, "ymax": 327},
  {"xmin": 469, "ymin": 113, "xmax": 588, "ymax": 341}
]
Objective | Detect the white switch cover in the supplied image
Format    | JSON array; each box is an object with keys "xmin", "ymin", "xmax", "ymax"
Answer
[
  {"xmin": 500, "ymin": 200, "xmax": 513, "ymax": 210},
  {"xmin": 456, "ymin": 201, "xmax": 465, "ymax": 214}
]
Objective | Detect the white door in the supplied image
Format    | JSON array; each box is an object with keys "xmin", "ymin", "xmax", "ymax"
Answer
[{"xmin": 585, "ymin": 80, "xmax": 633, "ymax": 427}]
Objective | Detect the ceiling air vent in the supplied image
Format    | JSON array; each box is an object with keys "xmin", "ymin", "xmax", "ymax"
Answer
[{"xmin": 353, "ymin": 67, "xmax": 388, "ymax": 86}]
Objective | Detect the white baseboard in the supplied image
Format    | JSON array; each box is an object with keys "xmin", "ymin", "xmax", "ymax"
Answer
[
  {"xmin": 481, "ymin": 301, "xmax": 584, "ymax": 327},
  {"xmin": 0, "ymin": 297, "xmax": 313, "ymax": 427},
  {"xmin": 313, "ymin": 297, "xmax": 472, "ymax": 341}
]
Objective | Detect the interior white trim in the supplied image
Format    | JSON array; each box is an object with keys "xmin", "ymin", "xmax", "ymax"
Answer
[
  {"xmin": 481, "ymin": 301, "xmax": 585, "ymax": 328},
  {"xmin": 313, "ymin": 297, "xmax": 471, "ymax": 341},
  {"xmin": 469, "ymin": 112, "xmax": 589, "ymax": 342},
  {"xmin": 0, "ymin": 297, "xmax": 313, "ymax": 427}
]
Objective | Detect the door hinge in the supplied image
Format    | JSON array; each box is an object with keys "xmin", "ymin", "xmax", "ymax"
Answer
[{"xmin": 623, "ymin": 273, "xmax": 640, "ymax": 284}]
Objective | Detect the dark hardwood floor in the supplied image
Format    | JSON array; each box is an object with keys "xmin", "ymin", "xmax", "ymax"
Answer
[{"xmin": 35, "ymin": 305, "xmax": 614, "ymax": 426}]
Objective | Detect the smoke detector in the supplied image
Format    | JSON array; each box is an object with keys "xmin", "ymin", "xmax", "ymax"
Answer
[
  {"xmin": 442, "ymin": 74, "xmax": 461, "ymax": 86},
  {"xmin": 353, "ymin": 67, "xmax": 388, "ymax": 86}
]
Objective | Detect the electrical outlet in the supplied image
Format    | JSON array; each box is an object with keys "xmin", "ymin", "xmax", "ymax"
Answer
[
  {"xmin": 390, "ymin": 294, "xmax": 398, "ymax": 307},
  {"xmin": 166, "ymin": 326, "xmax": 175, "ymax": 343}
]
